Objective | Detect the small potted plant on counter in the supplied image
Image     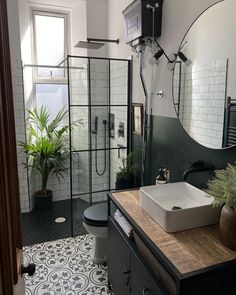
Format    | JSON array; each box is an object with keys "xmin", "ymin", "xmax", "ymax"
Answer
[
  {"xmin": 206, "ymin": 163, "xmax": 236, "ymax": 250},
  {"xmin": 115, "ymin": 152, "xmax": 139, "ymax": 190},
  {"xmin": 20, "ymin": 106, "xmax": 71, "ymax": 210}
]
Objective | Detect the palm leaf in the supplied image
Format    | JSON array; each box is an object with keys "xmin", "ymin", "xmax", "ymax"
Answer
[
  {"xmin": 18, "ymin": 105, "xmax": 81, "ymax": 195},
  {"xmin": 28, "ymin": 106, "xmax": 50, "ymax": 133},
  {"xmin": 47, "ymin": 108, "xmax": 68, "ymax": 134}
]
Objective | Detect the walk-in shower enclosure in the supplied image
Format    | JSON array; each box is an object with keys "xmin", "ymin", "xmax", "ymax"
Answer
[
  {"xmin": 22, "ymin": 56, "xmax": 131, "ymax": 237},
  {"xmin": 68, "ymin": 56, "xmax": 131, "ymax": 202}
]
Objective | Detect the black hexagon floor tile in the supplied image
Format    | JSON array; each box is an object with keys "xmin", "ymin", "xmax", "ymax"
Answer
[{"xmin": 21, "ymin": 199, "xmax": 90, "ymax": 246}]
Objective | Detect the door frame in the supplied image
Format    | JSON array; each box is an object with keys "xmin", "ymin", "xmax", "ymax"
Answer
[{"xmin": 0, "ymin": 0, "xmax": 23, "ymax": 294}]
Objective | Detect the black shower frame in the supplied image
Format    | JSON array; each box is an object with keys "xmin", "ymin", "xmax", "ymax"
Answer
[
  {"xmin": 173, "ymin": 61, "xmax": 182, "ymax": 116},
  {"xmin": 67, "ymin": 55, "xmax": 132, "ymax": 236}
]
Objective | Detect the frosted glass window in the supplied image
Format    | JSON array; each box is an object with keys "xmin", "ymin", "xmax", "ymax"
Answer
[
  {"xmin": 33, "ymin": 12, "xmax": 67, "ymax": 78},
  {"xmin": 35, "ymin": 84, "xmax": 68, "ymax": 123}
]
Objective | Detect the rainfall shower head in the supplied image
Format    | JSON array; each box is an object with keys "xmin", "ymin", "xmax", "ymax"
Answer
[
  {"xmin": 75, "ymin": 38, "xmax": 119, "ymax": 50},
  {"xmin": 75, "ymin": 41, "xmax": 105, "ymax": 50}
]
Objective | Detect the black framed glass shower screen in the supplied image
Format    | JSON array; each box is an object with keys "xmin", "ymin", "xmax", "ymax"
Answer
[{"xmin": 67, "ymin": 56, "xmax": 131, "ymax": 210}]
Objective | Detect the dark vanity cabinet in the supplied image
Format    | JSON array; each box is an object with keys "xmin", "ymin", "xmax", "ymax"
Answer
[
  {"xmin": 108, "ymin": 198, "xmax": 167, "ymax": 295},
  {"xmin": 129, "ymin": 252, "xmax": 164, "ymax": 295},
  {"xmin": 108, "ymin": 220, "xmax": 130, "ymax": 295},
  {"xmin": 108, "ymin": 191, "xmax": 236, "ymax": 295},
  {"xmin": 108, "ymin": 218, "xmax": 165, "ymax": 295}
]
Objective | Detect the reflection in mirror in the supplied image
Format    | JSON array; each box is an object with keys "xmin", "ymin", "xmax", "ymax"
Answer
[{"xmin": 173, "ymin": 0, "xmax": 236, "ymax": 149}]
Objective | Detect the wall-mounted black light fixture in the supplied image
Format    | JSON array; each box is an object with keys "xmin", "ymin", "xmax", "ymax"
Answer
[
  {"xmin": 177, "ymin": 51, "xmax": 192, "ymax": 66},
  {"xmin": 149, "ymin": 40, "xmax": 173, "ymax": 65},
  {"xmin": 149, "ymin": 39, "xmax": 192, "ymax": 69},
  {"xmin": 167, "ymin": 52, "xmax": 192, "ymax": 70},
  {"xmin": 149, "ymin": 49, "xmax": 164, "ymax": 65}
]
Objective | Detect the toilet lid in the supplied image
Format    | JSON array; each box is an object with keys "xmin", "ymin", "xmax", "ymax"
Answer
[{"xmin": 83, "ymin": 203, "xmax": 108, "ymax": 227}]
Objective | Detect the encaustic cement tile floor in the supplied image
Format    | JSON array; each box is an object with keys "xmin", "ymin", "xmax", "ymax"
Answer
[{"xmin": 23, "ymin": 234, "xmax": 111, "ymax": 295}]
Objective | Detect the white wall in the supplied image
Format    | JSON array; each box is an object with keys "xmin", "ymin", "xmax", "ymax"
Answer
[
  {"xmin": 180, "ymin": 59, "xmax": 227, "ymax": 149},
  {"xmin": 7, "ymin": 0, "xmax": 22, "ymax": 67},
  {"xmin": 107, "ymin": 0, "xmax": 220, "ymax": 117},
  {"xmin": 86, "ymin": 0, "xmax": 108, "ymax": 57},
  {"xmin": 107, "ymin": 0, "xmax": 132, "ymax": 58},
  {"xmin": 107, "ymin": 0, "xmax": 144, "ymax": 103},
  {"xmin": 71, "ymin": 0, "xmax": 109, "ymax": 57},
  {"xmin": 71, "ymin": 1, "xmax": 88, "ymax": 56},
  {"xmin": 18, "ymin": 0, "xmax": 32, "ymax": 64},
  {"xmin": 7, "ymin": 0, "xmax": 30, "ymax": 212},
  {"xmin": 184, "ymin": 0, "xmax": 236, "ymax": 97}
]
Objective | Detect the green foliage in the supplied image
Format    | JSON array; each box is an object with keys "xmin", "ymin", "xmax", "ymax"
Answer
[
  {"xmin": 19, "ymin": 106, "xmax": 78, "ymax": 196},
  {"xmin": 117, "ymin": 152, "xmax": 139, "ymax": 180},
  {"xmin": 206, "ymin": 163, "xmax": 236, "ymax": 212}
]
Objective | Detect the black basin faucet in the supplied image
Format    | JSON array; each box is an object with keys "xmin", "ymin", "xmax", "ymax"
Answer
[{"xmin": 182, "ymin": 160, "xmax": 215, "ymax": 181}]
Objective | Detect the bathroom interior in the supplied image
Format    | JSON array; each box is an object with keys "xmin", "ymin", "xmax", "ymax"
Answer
[{"xmin": 2, "ymin": 0, "xmax": 236, "ymax": 294}]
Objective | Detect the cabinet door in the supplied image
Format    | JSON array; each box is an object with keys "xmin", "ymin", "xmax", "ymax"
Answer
[
  {"xmin": 108, "ymin": 220, "xmax": 130, "ymax": 295},
  {"xmin": 130, "ymin": 253, "xmax": 165, "ymax": 295}
]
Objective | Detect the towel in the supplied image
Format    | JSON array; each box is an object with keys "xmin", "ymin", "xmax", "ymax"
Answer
[{"xmin": 114, "ymin": 210, "xmax": 133, "ymax": 238}]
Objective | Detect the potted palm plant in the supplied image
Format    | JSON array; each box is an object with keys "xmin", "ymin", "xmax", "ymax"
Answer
[
  {"xmin": 206, "ymin": 163, "xmax": 236, "ymax": 250},
  {"xmin": 20, "ymin": 106, "xmax": 71, "ymax": 210},
  {"xmin": 115, "ymin": 152, "xmax": 139, "ymax": 190}
]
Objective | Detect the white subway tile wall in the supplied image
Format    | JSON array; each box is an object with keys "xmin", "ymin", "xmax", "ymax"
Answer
[
  {"xmin": 34, "ymin": 168, "xmax": 70, "ymax": 202},
  {"xmin": 70, "ymin": 59, "xmax": 110, "ymax": 203},
  {"xmin": 70, "ymin": 59, "xmax": 129, "ymax": 203},
  {"xmin": 12, "ymin": 60, "xmax": 30, "ymax": 212},
  {"xmin": 110, "ymin": 61, "xmax": 128, "ymax": 189},
  {"xmin": 177, "ymin": 59, "xmax": 227, "ymax": 149},
  {"xmin": 72, "ymin": 152, "xmax": 90, "ymax": 196}
]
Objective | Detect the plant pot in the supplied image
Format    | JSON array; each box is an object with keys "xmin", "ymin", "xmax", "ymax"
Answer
[
  {"xmin": 34, "ymin": 190, "xmax": 53, "ymax": 210},
  {"xmin": 219, "ymin": 205, "xmax": 236, "ymax": 250},
  {"xmin": 115, "ymin": 176, "xmax": 135, "ymax": 191}
]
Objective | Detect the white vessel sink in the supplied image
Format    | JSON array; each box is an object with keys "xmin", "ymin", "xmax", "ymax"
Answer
[{"xmin": 140, "ymin": 182, "xmax": 220, "ymax": 233}]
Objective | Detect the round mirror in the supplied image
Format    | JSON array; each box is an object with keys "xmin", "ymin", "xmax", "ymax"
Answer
[{"xmin": 173, "ymin": 0, "xmax": 236, "ymax": 149}]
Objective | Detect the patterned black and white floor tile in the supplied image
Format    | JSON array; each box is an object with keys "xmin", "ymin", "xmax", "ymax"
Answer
[{"xmin": 23, "ymin": 234, "xmax": 111, "ymax": 295}]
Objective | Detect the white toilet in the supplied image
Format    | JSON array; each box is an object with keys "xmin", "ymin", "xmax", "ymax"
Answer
[{"xmin": 82, "ymin": 203, "xmax": 108, "ymax": 264}]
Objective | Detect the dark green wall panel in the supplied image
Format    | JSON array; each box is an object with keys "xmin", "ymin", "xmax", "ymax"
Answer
[
  {"xmin": 132, "ymin": 133, "xmax": 143, "ymax": 187},
  {"xmin": 146, "ymin": 116, "xmax": 236, "ymax": 188}
]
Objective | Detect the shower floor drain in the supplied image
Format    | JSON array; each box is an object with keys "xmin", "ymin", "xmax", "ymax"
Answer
[{"xmin": 55, "ymin": 217, "xmax": 66, "ymax": 224}]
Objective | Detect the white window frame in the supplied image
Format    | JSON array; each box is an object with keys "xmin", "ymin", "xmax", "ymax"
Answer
[{"xmin": 31, "ymin": 9, "xmax": 69, "ymax": 85}]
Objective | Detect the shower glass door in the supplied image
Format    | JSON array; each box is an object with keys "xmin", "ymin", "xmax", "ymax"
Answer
[{"xmin": 68, "ymin": 56, "xmax": 131, "ymax": 236}]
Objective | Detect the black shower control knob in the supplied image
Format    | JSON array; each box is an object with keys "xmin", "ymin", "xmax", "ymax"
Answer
[{"xmin": 22, "ymin": 263, "xmax": 36, "ymax": 276}]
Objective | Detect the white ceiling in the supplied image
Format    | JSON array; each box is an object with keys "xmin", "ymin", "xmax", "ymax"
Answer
[{"xmin": 29, "ymin": 0, "xmax": 84, "ymax": 8}]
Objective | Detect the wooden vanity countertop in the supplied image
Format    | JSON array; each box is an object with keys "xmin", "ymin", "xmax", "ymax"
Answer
[{"xmin": 112, "ymin": 190, "xmax": 236, "ymax": 275}]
